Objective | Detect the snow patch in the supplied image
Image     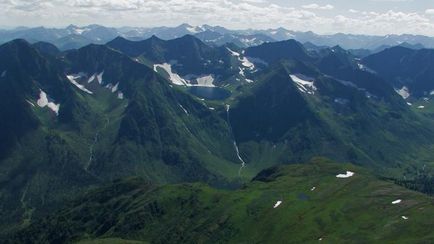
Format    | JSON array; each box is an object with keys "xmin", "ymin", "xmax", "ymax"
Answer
[
  {"xmin": 392, "ymin": 199, "xmax": 402, "ymax": 205},
  {"xmin": 273, "ymin": 201, "xmax": 282, "ymax": 209},
  {"xmin": 181, "ymin": 74, "xmax": 217, "ymax": 87},
  {"xmin": 105, "ymin": 83, "xmax": 119, "ymax": 93},
  {"xmin": 240, "ymin": 57, "xmax": 255, "ymax": 69},
  {"xmin": 96, "ymin": 71, "xmax": 104, "ymax": 84},
  {"xmin": 179, "ymin": 104, "xmax": 189, "ymax": 115},
  {"xmin": 88, "ymin": 74, "xmax": 96, "ymax": 83},
  {"xmin": 37, "ymin": 90, "xmax": 60, "ymax": 115},
  {"xmin": 194, "ymin": 75, "xmax": 215, "ymax": 87},
  {"xmin": 227, "ymin": 48, "xmax": 240, "ymax": 57},
  {"xmin": 186, "ymin": 25, "xmax": 202, "ymax": 33},
  {"xmin": 26, "ymin": 100, "xmax": 35, "ymax": 107},
  {"xmin": 66, "ymin": 74, "xmax": 93, "ymax": 94},
  {"xmin": 407, "ymin": 102, "xmax": 412, "ymax": 106},
  {"xmin": 111, "ymin": 83, "xmax": 119, "ymax": 93},
  {"xmin": 72, "ymin": 27, "xmax": 90, "ymax": 35},
  {"xmin": 154, "ymin": 63, "xmax": 188, "ymax": 86},
  {"xmin": 395, "ymin": 86, "xmax": 410, "ymax": 100},
  {"xmin": 336, "ymin": 171, "xmax": 355, "ymax": 178},
  {"xmin": 290, "ymin": 74, "xmax": 317, "ymax": 95},
  {"xmin": 402, "ymin": 216, "xmax": 409, "ymax": 220},
  {"xmin": 418, "ymin": 105, "xmax": 425, "ymax": 109},
  {"xmin": 227, "ymin": 48, "xmax": 255, "ymax": 70},
  {"xmin": 358, "ymin": 63, "xmax": 377, "ymax": 74},
  {"xmin": 240, "ymin": 37, "xmax": 258, "ymax": 46},
  {"xmin": 311, "ymin": 187, "xmax": 316, "ymax": 191},
  {"xmin": 117, "ymin": 92, "xmax": 124, "ymax": 100},
  {"xmin": 239, "ymin": 68, "xmax": 245, "ymax": 77}
]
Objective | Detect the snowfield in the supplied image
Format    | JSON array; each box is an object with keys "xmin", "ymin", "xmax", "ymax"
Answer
[
  {"xmin": 392, "ymin": 199, "xmax": 402, "ymax": 205},
  {"xmin": 273, "ymin": 201, "xmax": 282, "ymax": 209},
  {"xmin": 37, "ymin": 89, "xmax": 60, "ymax": 115},
  {"xmin": 193, "ymin": 75, "xmax": 215, "ymax": 87},
  {"xmin": 88, "ymin": 74, "xmax": 96, "ymax": 83},
  {"xmin": 154, "ymin": 63, "xmax": 217, "ymax": 87},
  {"xmin": 154, "ymin": 63, "xmax": 188, "ymax": 86},
  {"xmin": 96, "ymin": 71, "xmax": 104, "ymax": 84},
  {"xmin": 66, "ymin": 74, "xmax": 94, "ymax": 94},
  {"xmin": 240, "ymin": 56, "xmax": 255, "ymax": 70},
  {"xmin": 227, "ymin": 48, "xmax": 240, "ymax": 57},
  {"xmin": 358, "ymin": 63, "xmax": 377, "ymax": 74},
  {"xmin": 227, "ymin": 48, "xmax": 255, "ymax": 70},
  {"xmin": 105, "ymin": 82, "xmax": 120, "ymax": 93},
  {"xmin": 111, "ymin": 83, "xmax": 119, "ymax": 93},
  {"xmin": 336, "ymin": 171, "xmax": 355, "ymax": 178},
  {"xmin": 26, "ymin": 100, "xmax": 35, "ymax": 107},
  {"xmin": 179, "ymin": 104, "xmax": 189, "ymax": 115},
  {"xmin": 290, "ymin": 74, "xmax": 317, "ymax": 95},
  {"xmin": 395, "ymin": 86, "xmax": 410, "ymax": 99}
]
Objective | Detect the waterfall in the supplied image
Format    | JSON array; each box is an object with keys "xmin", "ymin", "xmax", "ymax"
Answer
[
  {"xmin": 85, "ymin": 117, "xmax": 110, "ymax": 171},
  {"xmin": 226, "ymin": 104, "xmax": 246, "ymax": 176}
]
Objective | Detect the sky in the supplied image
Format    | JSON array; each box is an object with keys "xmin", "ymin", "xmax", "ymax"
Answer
[{"xmin": 1, "ymin": 0, "xmax": 434, "ymax": 35}]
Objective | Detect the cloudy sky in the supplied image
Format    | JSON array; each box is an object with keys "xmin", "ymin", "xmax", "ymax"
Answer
[{"xmin": 1, "ymin": 0, "xmax": 434, "ymax": 35}]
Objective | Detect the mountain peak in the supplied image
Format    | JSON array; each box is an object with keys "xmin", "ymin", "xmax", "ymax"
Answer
[
  {"xmin": 245, "ymin": 38, "xmax": 311, "ymax": 64},
  {"xmin": 149, "ymin": 34, "xmax": 163, "ymax": 41}
]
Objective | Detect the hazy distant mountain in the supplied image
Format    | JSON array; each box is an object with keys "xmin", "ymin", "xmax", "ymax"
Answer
[
  {"xmin": 194, "ymin": 30, "xmax": 275, "ymax": 48},
  {"xmin": 1, "ymin": 24, "xmax": 434, "ymax": 51},
  {"xmin": 252, "ymin": 29, "xmax": 434, "ymax": 50}
]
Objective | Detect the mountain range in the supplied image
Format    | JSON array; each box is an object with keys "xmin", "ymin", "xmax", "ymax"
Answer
[
  {"xmin": 2, "ymin": 24, "xmax": 434, "ymax": 51},
  {"xmin": 1, "ymin": 30, "xmax": 434, "ymax": 242}
]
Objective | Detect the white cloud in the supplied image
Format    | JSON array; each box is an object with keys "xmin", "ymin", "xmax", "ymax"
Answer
[
  {"xmin": 302, "ymin": 4, "xmax": 334, "ymax": 10},
  {"xmin": 370, "ymin": 0, "xmax": 414, "ymax": 2},
  {"xmin": 426, "ymin": 9, "xmax": 434, "ymax": 15},
  {"xmin": 69, "ymin": 0, "xmax": 145, "ymax": 11},
  {"xmin": 0, "ymin": 0, "xmax": 433, "ymax": 36}
]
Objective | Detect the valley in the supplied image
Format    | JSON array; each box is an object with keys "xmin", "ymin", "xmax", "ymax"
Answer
[{"xmin": 0, "ymin": 26, "xmax": 434, "ymax": 243}]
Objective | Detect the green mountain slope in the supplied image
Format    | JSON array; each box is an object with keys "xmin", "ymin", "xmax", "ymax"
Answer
[
  {"xmin": 227, "ymin": 59, "xmax": 434, "ymax": 177},
  {"xmin": 0, "ymin": 40, "xmax": 242, "ymax": 232},
  {"xmin": 362, "ymin": 46, "xmax": 434, "ymax": 97},
  {"xmin": 2, "ymin": 37, "xmax": 434, "ymax": 238},
  {"xmin": 7, "ymin": 158, "xmax": 434, "ymax": 243}
]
